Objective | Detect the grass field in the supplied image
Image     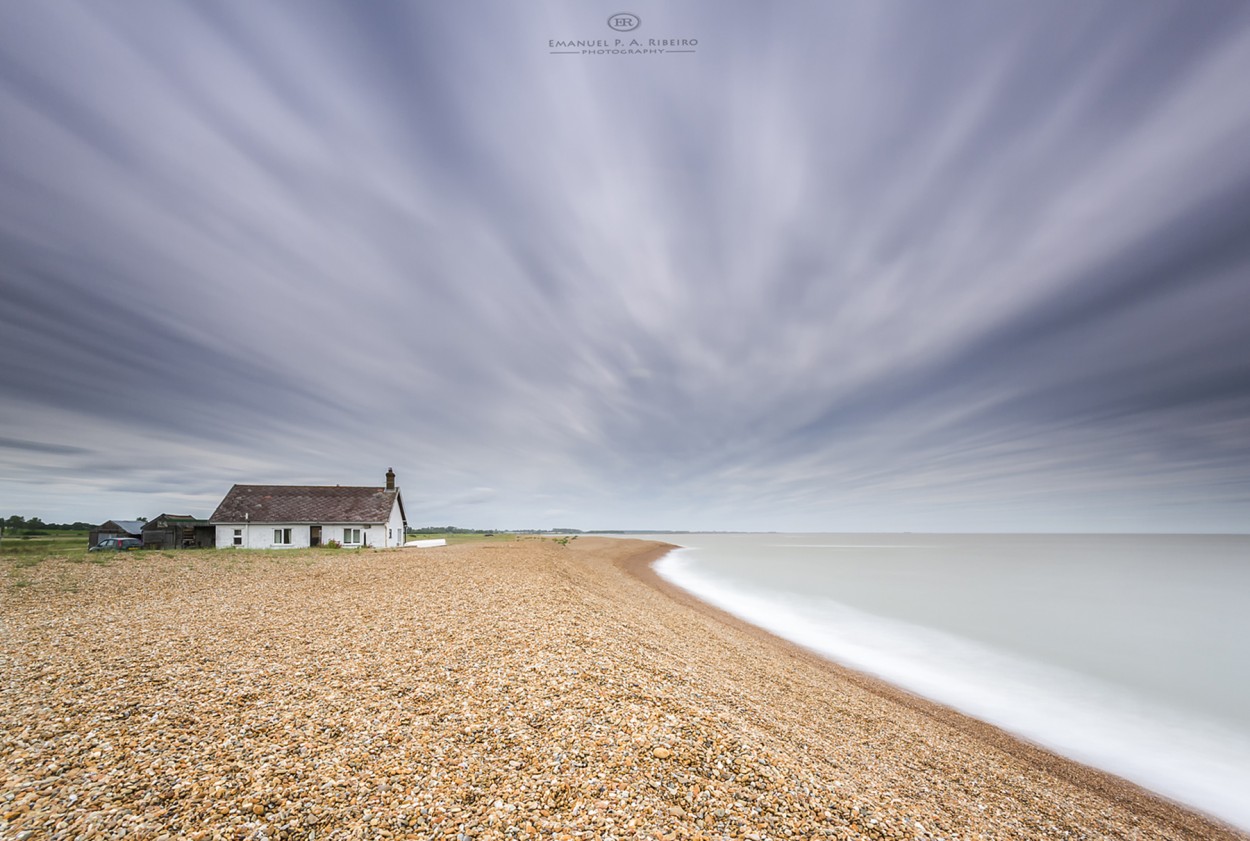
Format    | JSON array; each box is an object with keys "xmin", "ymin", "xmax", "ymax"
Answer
[
  {"xmin": 406, "ymin": 531, "xmax": 517, "ymax": 545},
  {"xmin": 0, "ymin": 529, "xmax": 91, "ymax": 557}
]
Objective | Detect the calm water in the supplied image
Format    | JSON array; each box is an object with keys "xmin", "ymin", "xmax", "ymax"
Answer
[{"xmin": 637, "ymin": 533, "xmax": 1250, "ymax": 830}]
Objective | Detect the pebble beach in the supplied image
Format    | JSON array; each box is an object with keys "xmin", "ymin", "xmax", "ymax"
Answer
[{"xmin": 1, "ymin": 537, "xmax": 1244, "ymax": 841}]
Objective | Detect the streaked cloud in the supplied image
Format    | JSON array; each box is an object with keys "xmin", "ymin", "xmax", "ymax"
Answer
[{"xmin": 2, "ymin": 1, "xmax": 1248, "ymax": 531}]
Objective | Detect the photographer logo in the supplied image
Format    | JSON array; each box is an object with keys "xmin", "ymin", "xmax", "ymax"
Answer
[{"xmin": 608, "ymin": 13, "xmax": 641, "ymax": 32}]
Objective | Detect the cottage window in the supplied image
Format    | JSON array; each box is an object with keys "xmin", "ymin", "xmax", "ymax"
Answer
[
  {"xmin": 273, "ymin": 528, "xmax": 292, "ymax": 545},
  {"xmin": 233, "ymin": 529, "xmax": 242, "ymax": 547},
  {"xmin": 344, "ymin": 527, "xmax": 362, "ymax": 545}
]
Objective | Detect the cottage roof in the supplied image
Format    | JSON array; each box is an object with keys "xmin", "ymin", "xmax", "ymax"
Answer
[{"xmin": 210, "ymin": 485, "xmax": 404, "ymax": 525}]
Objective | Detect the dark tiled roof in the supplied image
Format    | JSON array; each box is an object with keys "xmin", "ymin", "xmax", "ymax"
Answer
[{"xmin": 210, "ymin": 485, "xmax": 401, "ymax": 525}]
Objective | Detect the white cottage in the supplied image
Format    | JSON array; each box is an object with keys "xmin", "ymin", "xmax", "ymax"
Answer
[{"xmin": 210, "ymin": 469, "xmax": 408, "ymax": 549}]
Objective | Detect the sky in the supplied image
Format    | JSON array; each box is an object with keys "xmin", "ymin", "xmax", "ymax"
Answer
[{"xmin": 2, "ymin": 1, "xmax": 1249, "ymax": 532}]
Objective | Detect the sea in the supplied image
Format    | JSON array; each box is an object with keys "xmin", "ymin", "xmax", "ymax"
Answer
[{"xmin": 634, "ymin": 533, "xmax": 1250, "ymax": 831}]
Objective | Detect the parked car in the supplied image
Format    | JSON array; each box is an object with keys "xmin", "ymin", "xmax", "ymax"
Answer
[{"xmin": 90, "ymin": 537, "xmax": 143, "ymax": 552}]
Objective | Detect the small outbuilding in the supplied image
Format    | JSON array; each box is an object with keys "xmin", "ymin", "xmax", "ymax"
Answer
[
  {"xmin": 89, "ymin": 519, "xmax": 146, "ymax": 549},
  {"xmin": 141, "ymin": 514, "xmax": 215, "ymax": 549},
  {"xmin": 209, "ymin": 468, "xmax": 408, "ymax": 550}
]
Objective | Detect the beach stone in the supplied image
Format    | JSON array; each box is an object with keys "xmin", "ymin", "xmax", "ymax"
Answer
[{"xmin": 0, "ymin": 538, "xmax": 1237, "ymax": 841}]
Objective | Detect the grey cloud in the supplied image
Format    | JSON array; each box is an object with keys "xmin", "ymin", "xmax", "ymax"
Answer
[
  {"xmin": 2, "ymin": 1, "xmax": 1249, "ymax": 529},
  {"xmin": 0, "ymin": 437, "xmax": 91, "ymax": 456}
]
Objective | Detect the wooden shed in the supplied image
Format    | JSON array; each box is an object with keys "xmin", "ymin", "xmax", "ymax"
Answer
[
  {"xmin": 89, "ymin": 519, "xmax": 145, "ymax": 549},
  {"xmin": 141, "ymin": 514, "xmax": 214, "ymax": 549}
]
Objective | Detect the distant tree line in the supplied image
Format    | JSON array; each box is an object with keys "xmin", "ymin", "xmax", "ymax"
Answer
[
  {"xmin": 2, "ymin": 515, "xmax": 98, "ymax": 534},
  {"xmin": 407, "ymin": 525, "xmax": 586, "ymax": 535},
  {"xmin": 408, "ymin": 525, "xmax": 490, "ymax": 535}
]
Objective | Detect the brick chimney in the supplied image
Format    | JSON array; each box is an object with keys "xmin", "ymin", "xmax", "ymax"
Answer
[{"xmin": 386, "ymin": 468, "xmax": 396, "ymax": 491}]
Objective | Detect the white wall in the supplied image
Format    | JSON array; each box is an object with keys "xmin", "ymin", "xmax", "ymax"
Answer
[
  {"xmin": 216, "ymin": 523, "xmax": 312, "ymax": 550},
  {"xmin": 215, "ymin": 517, "xmax": 404, "ymax": 549},
  {"xmin": 331, "ymin": 522, "xmax": 378, "ymax": 547},
  {"xmin": 385, "ymin": 498, "xmax": 405, "ymax": 548}
]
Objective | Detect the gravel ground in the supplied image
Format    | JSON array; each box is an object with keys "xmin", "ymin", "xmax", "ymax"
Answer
[{"xmin": 1, "ymin": 538, "xmax": 1243, "ymax": 841}]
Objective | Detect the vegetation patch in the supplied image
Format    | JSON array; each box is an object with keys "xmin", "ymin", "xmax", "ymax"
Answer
[{"xmin": 406, "ymin": 529, "xmax": 516, "ymax": 545}]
